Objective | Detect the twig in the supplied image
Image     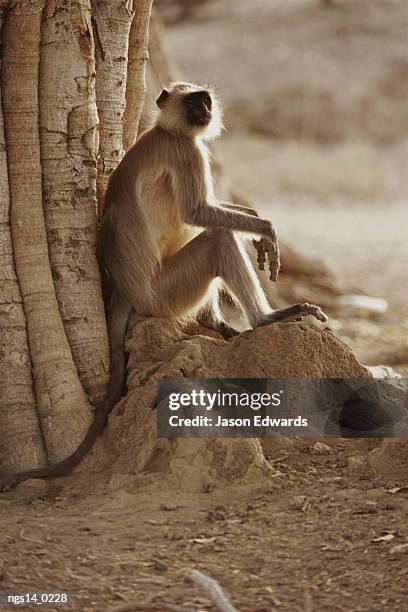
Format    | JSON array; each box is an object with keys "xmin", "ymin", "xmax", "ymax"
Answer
[
  {"xmin": 268, "ymin": 454, "xmax": 289, "ymax": 464},
  {"xmin": 64, "ymin": 568, "xmax": 165, "ymax": 585},
  {"xmin": 18, "ymin": 528, "xmax": 44, "ymax": 545},
  {"xmin": 189, "ymin": 569, "xmax": 237, "ymax": 612},
  {"xmin": 108, "ymin": 603, "xmax": 194, "ymax": 612}
]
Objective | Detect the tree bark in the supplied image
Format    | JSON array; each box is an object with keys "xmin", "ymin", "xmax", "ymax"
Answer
[
  {"xmin": 91, "ymin": 0, "xmax": 135, "ymax": 207},
  {"xmin": 0, "ymin": 0, "xmax": 47, "ymax": 475},
  {"xmin": 39, "ymin": 0, "xmax": 109, "ymax": 403},
  {"xmin": 123, "ymin": 0, "xmax": 153, "ymax": 151},
  {"xmin": 2, "ymin": 0, "xmax": 93, "ymax": 462}
]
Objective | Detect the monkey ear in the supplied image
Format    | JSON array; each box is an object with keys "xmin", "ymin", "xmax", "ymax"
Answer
[{"xmin": 156, "ymin": 89, "xmax": 170, "ymax": 109}]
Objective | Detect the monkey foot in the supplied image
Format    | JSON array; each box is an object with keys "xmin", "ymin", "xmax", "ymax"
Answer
[
  {"xmin": 218, "ymin": 322, "xmax": 240, "ymax": 340},
  {"xmin": 261, "ymin": 303, "xmax": 328, "ymax": 325}
]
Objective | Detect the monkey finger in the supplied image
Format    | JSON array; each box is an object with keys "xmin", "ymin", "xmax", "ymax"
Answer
[
  {"xmin": 252, "ymin": 239, "xmax": 267, "ymax": 270},
  {"xmin": 270, "ymin": 237, "xmax": 279, "ymax": 256},
  {"xmin": 269, "ymin": 265, "xmax": 279, "ymax": 282},
  {"xmin": 265, "ymin": 243, "xmax": 280, "ymax": 281}
]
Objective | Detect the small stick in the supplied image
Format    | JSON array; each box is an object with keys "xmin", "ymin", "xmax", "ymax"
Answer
[
  {"xmin": 108, "ymin": 604, "xmax": 194, "ymax": 612},
  {"xmin": 189, "ymin": 569, "xmax": 237, "ymax": 612}
]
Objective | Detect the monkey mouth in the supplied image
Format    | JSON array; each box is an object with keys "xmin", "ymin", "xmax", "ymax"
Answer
[
  {"xmin": 187, "ymin": 109, "xmax": 212, "ymax": 127},
  {"xmin": 193, "ymin": 115, "xmax": 211, "ymax": 126}
]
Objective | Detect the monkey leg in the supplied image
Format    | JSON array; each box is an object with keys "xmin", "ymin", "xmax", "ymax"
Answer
[
  {"xmin": 211, "ymin": 233, "xmax": 328, "ymax": 327},
  {"xmin": 214, "ymin": 232, "xmax": 273, "ymax": 328},
  {"xmin": 144, "ymin": 229, "xmax": 270, "ymax": 328},
  {"xmin": 197, "ymin": 282, "xmax": 239, "ymax": 340},
  {"xmin": 197, "ymin": 311, "xmax": 240, "ymax": 340},
  {"xmin": 139, "ymin": 230, "xmax": 223, "ymax": 318},
  {"xmin": 139, "ymin": 230, "xmax": 327, "ymax": 330}
]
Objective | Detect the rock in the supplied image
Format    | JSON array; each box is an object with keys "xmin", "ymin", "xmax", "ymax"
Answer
[
  {"xmin": 160, "ymin": 503, "xmax": 177, "ymax": 511},
  {"xmin": 262, "ymin": 437, "xmax": 302, "ymax": 457},
  {"xmin": 390, "ymin": 543, "xmax": 408, "ymax": 555},
  {"xmin": 89, "ymin": 318, "xmax": 372, "ymax": 493},
  {"xmin": 311, "ymin": 441, "xmax": 332, "ymax": 454},
  {"xmin": 364, "ymin": 365, "xmax": 401, "ymax": 378},
  {"xmin": 8, "ymin": 478, "xmax": 49, "ymax": 500},
  {"xmin": 347, "ymin": 456, "xmax": 366, "ymax": 475},
  {"xmin": 289, "ymin": 495, "xmax": 309, "ymax": 511}
]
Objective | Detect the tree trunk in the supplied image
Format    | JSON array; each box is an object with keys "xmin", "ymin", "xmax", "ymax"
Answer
[
  {"xmin": 0, "ymin": 0, "xmax": 47, "ymax": 475},
  {"xmin": 91, "ymin": 0, "xmax": 135, "ymax": 207},
  {"xmin": 123, "ymin": 0, "xmax": 153, "ymax": 150},
  {"xmin": 2, "ymin": 0, "xmax": 92, "ymax": 462},
  {"xmin": 0, "ymin": 1, "xmax": 155, "ymax": 474},
  {"xmin": 39, "ymin": 0, "xmax": 109, "ymax": 403}
]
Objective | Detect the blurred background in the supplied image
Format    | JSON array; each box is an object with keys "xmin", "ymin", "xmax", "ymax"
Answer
[{"xmin": 155, "ymin": 0, "xmax": 408, "ymax": 369}]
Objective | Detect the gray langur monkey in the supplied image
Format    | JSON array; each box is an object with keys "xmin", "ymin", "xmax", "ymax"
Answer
[{"xmin": 1, "ymin": 82, "xmax": 327, "ymax": 490}]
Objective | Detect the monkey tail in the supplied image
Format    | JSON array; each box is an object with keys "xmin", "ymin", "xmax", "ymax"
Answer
[
  {"xmin": 0, "ymin": 403, "xmax": 113, "ymax": 491},
  {"xmin": 1, "ymin": 296, "xmax": 133, "ymax": 492}
]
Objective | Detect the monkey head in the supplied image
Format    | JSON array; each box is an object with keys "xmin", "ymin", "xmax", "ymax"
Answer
[{"xmin": 155, "ymin": 81, "xmax": 223, "ymax": 140}]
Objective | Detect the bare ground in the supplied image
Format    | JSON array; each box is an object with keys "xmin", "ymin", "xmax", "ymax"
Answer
[{"xmin": 1, "ymin": 440, "xmax": 408, "ymax": 612}]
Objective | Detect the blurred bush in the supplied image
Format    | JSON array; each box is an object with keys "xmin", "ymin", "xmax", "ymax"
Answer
[{"xmin": 155, "ymin": 0, "xmax": 222, "ymax": 23}]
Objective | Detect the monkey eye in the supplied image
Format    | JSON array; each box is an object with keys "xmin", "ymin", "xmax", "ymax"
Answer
[{"xmin": 202, "ymin": 95, "xmax": 211, "ymax": 106}]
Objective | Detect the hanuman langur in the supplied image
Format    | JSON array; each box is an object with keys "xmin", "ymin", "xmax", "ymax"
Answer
[{"xmin": 1, "ymin": 82, "xmax": 327, "ymax": 490}]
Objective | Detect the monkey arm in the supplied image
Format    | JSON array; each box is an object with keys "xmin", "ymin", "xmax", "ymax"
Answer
[
  {"xmin": 222, "ymin": 202, "xmax": 259, "ymax": 217},
  {"xmin": 185, "ymin": 201, "xmax": 275, "ymax": 239},
  {"xmin": 171, "ymin": 148, "xmax": 271, "ymax": 237},
  {"xmin": 219, "ymin": 205, "xmax": 280, "ymax": 280},
  {"xmin": 187, "ymin": 203, "xmax": 280, "ymax": 281},
  {"xmin": 171, "ymin": 144, "xmax": 277, "ymax": 253},
  {"xmin": 220, "ymin": 204, "xmax": 278, "ymax": 277},
  {"xmin": 181, "ymin": 190, "xmax": 280, "ymax": 279},
  {"xmin": 220, "ymin": 205, "xmax": 280, "ymax": 280}
]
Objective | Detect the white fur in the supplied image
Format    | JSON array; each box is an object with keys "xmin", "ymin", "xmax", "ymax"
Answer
[{"xmin": 155, "ymin": 81, "xmax": 223, "ymax": 141}]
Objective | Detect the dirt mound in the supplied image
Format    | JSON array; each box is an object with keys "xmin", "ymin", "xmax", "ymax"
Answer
[
  {"xmin": 369, "ymin": 440, "xmax": 408, "ymax": 480},
  {"xmin": 91, "ymin": 317, "xmax": 372, "ymax": 494}
]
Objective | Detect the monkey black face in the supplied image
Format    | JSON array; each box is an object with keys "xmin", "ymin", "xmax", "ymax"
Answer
[{"xmin": 182, "ymin": 91, "xmax": 212, "ymax": 127}]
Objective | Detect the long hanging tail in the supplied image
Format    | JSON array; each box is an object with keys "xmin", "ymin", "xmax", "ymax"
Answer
[
  {"xmin": 0, "ymin": 294, "xmax": 132, "ymax": 491},
  {"xmin": 0, "ymin": 410, "xmax": 110, "ymax": 489}
]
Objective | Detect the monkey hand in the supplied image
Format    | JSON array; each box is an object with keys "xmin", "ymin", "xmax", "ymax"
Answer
[{"xmin": 252, "ymin": 236, "xmax": 280, "ymax": 282}]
